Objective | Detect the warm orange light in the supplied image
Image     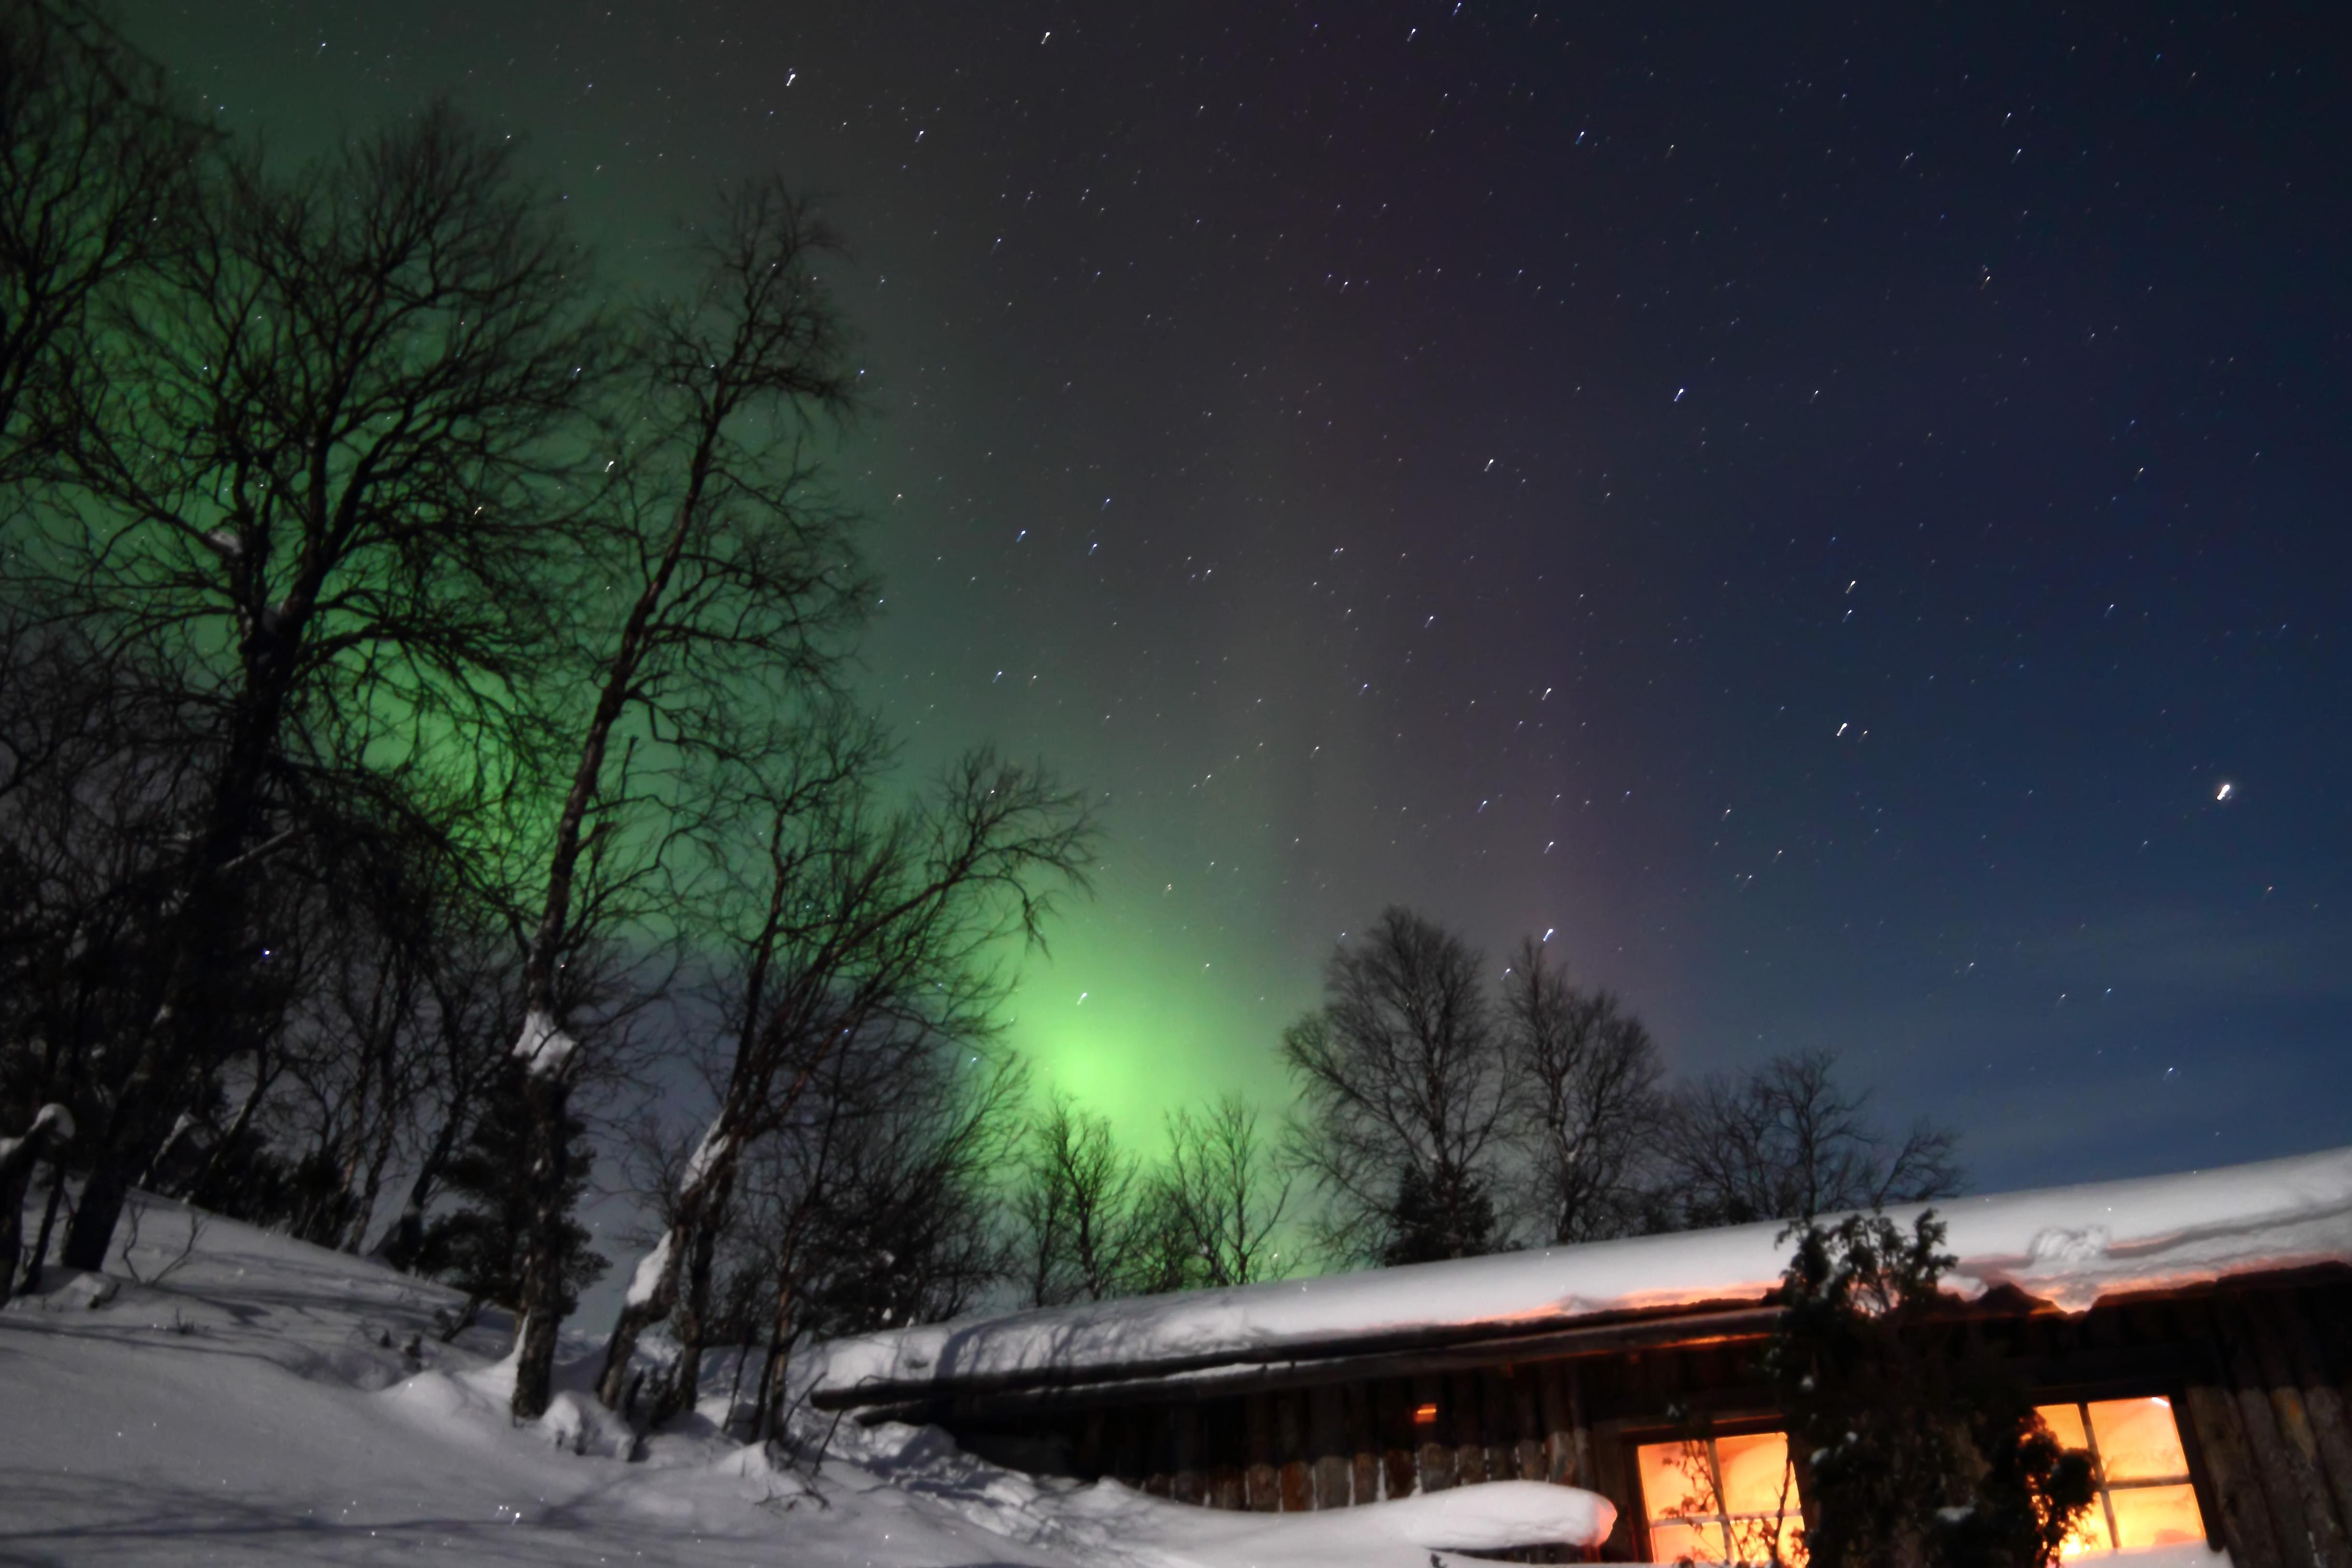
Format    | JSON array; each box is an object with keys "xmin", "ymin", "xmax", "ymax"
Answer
[{"xmin": 1413, "ymin": 1403, "xmax": 1440, "ymax": 1425}]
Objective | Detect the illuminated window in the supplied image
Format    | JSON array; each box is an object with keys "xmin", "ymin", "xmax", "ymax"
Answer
[
  {"xmin": 1636, "ymin": 1431, "xmax": 1805, "ymax": 1566},
  {"xmin": 2035, "ymin": 1398, "xmax": 2207, "ymax": 1557}
]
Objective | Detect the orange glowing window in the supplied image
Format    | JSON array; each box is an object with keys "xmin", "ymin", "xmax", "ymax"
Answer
[
  {"xmin": 1636, "ymin": 1431, "xmax": 1804, "ymax": 1566},
  {"xmin": 1412, "ymin": 1403, "xmax": 1440, "ymax": 1426},
  {"xmin": 2035, "ymin": 1398, "xmax": 2206, "ymax": 1557}
]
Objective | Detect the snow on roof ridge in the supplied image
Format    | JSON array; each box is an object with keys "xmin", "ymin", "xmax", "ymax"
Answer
[{"xmin": 806, "ymin": 1143, "xmax": 2352, "ymax": 1402}]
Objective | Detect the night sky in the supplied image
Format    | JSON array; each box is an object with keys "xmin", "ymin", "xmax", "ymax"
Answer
[{"xmin": 124, "ymin": 2, "xmax": 2351, "ymax": 1195}]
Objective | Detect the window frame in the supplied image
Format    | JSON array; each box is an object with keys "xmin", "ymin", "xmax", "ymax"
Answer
[
  {"xmin": 2031, "ymin": 1391, "xmax": 2213, "ymax": 1557},
  {"xmin": 1628, "ymin": 1421, "xmax": 1806, "ymax": 1566}
]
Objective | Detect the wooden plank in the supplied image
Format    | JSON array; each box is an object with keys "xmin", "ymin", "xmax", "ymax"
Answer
[
  {"xmin": 2218, "ymin": 1302, "xmax": 2344, "ymax": 1568},
  {"xmin": 1278, "ymin": 1391, "xmax": 1314, "ymax": 1513},
  {"xmin": 1169, "ymin": 1403, "xmax": 1203, "ymax": 1506},
  {"xmin": 1482, "ymin": 1369, "xmax": 1519, "ymax": 1488},
  {"xmin": 2182, "ymin": 1378, "xmax": 2286, "ymax": 1568},
  {"xmin": 1207, "ymin": 1398, "xmax": 1247, "ymax": 1511},
  {"xmin": 1588, "ymin": 1422, "xmax": 1637, "ymax": 1562},
  {"xmin": 1453, "ymin": 1372, "xmax": 1489, "ymax": 1486},
  {"xmin": 1538, "ymin": 1362, "xmax": 1578, "ymax": 1485},
  {"xmin": 2242, "ymin": 1296, "xmax": 2352, "ymax": 1558},
  {"xmin": 1514, "ymin": 1366, "xmax": 1547, "ymax": 1481},
  {"xmin": 1380, "ymin": 1377, "xmax": 1417, "ymax": 1500},
  {"xmin": 1245, "ymin": 1393, "xmax": 1279, "ymax": 1512},
  {"xmin": 2268, "ymin": 1292, "xmax": 2352, "ymax": 1539},
  {"xmin": 1345, "ymin": 1381, "xmax": 1380, "ymax": 1504},
  {"xmin": 1309, "ymin": 1384, "xmax": 1351, "ymax": 1508},
  {"xmin": 1417, "ymin": 1374, "xmax": 1456, "ymax": 1492}
]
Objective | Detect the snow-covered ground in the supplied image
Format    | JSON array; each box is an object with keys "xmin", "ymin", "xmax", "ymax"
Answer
[{"xmin": 1, "ymin": 1193, "xmax": 1621, "ymax": 1567}]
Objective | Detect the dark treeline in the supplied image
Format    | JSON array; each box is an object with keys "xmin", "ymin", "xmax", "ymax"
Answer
[
  {"xmin": 0, "ymin": 0, "xmax": 1960, "ymax": 1452},
  {"xmin": 1004, "ymin": 905, "xmax": 1962, "ymax": 1306}
]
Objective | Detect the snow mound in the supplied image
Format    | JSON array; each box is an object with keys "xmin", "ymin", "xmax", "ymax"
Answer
[{"xmin": 8, "ymin": 1184, "xmax": 1638, "ymax": 1567}]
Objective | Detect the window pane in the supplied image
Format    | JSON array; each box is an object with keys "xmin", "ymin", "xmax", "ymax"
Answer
[
  {"xmin": 1715, "ymin": 1431, "xmax": 1799, "ymax": 1518},
  {"xmin": 1650, "ymin": 1520, "xmax": 1729, "ymax": 1564},
  {"xmin": 2086, "ymin": 1398, "xmax": 2191, "ymax": 1483},
  {"xmin": 2056, "ymin": 1499, "xmax": 2115, "ymax": 1559},
  {"xmin": 2110, "ymin": 1485, "xmax": 2206, "ymax": 1551},
  {"xmin": 1639, "ymin": 1440, "xmax": 1721, "ymax": 1522},
  {"xmin": 2036, "ymin": 1403, "xmax": 2091, "ymax": 1450},
  {"xmin": 1726, "ymin": 1510, "xmax": 1808, "ymax": 1567}
]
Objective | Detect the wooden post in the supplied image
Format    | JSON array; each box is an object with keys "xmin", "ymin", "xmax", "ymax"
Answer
[
  {"xmin": 1589, "ymin": 1420, "xmax": 1637, "ymax": 1562},
  {"xmin": 1380, "ymin": 1377, "xmax": 1418, "ymax": 1500},
  {"xmin": 1170, "ymin": 1403, "xmax": 1204, "ymax": 1506},
  {"xmin": 1208, "ymin": 1398, "xmax": 1247, "ymax": 1511},
  {"xmin": 1346, "ymin": 1382, "xmax": 1381, "ymax": 1504},
  {"xmin": 1514, "ymin": 1367, "xmax": 1547, "ymax": 1481},
  {"xmin": 1245, "ymin": 1392, "xmax": 1280, "ymax": 1512},
  {"xmin": 1310, "ymin": 1384, "xmax": 1352, "ymax": 1508},
  {"xmin": 1453, "ymin": 1371, "xmax": 1489, "ymax": 1486},
  {"xmin": 1416, "ymin": 1373, "xmax": 1456, "ymax": 1491},
  {"xmin": 1278, "ymin": 1390, "xmax": 1314, "ymax": 1512}
]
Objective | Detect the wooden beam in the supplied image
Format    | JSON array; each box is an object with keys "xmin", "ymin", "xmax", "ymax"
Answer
[
  {"xmin": 813, "ymin": 1298, "xmax": 1781, "ymax": 1412},
  {"xmin": 843, "ymin": 1305, "xmax": 1787, "ymax": 1426}
]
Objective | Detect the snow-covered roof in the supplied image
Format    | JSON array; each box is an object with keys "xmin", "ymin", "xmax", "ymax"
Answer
[{"xmin": 808, "ymin": 1144, "xmax": 2352, "ymax": 1406}]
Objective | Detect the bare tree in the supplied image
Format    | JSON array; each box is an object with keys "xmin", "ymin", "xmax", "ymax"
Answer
[
  {"xmin": 1662, "ymin": 1050, "xmax": 1963, "ymax": 1228},
  {"xmin": 504, "ymin": 176, "xmax": 871, "ymax": 1421},
  {"xmin": 1011, "ymin": 1090, "xmax": 1146, "ymax": 1307},
  {"xmin": 591, "ymin": 744, "xmax": 1091, "ymax": 1426},
  {"xmin": 30, "ymin": 104, "xmax": 605, "ymax": 1271},
  {"xmin": 697, "ymin": 1012, "xmax": 1027, "ymax": 1446},
  {"xmin": 1499, "ymin": 937, "xmax": 1667, "ymax": 1244},
  {"xmin": 1162, "ymin": 1094, "xmax": 1294, "ymax": 1288},
  {"xmin": 0, "ymin": 0, "xmax": 210, "ymax": 485},
  {"xmin": 1279, "ymin": 907, "xmax": 1510, "ymax": 1266}
]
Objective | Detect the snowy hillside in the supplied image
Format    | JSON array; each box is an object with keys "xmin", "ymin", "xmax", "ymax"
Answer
[{"xmin": 1, "ymin": 1192, "xmax": 1621, "ymax": 1567}]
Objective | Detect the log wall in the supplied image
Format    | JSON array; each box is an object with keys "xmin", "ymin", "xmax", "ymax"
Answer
[{"xmin": 940, "ymin": 1275, "xmax": 2352, "ymax": 1567}]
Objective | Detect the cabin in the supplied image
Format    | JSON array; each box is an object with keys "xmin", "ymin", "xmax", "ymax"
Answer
[{"xmin": 807, "ymin": 1147, "xmax": 2352, "ymax": 1565}]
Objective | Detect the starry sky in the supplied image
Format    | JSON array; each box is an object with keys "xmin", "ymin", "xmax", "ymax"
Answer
[{"xmin": 124, "ymin": 1, "xmax": 2351, "ymax": 1195}]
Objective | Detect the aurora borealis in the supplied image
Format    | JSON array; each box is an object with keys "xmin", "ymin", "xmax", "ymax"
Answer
[{"xmin": 121, "ymin": 2, "xmax": 2351, "ymax": 1192}]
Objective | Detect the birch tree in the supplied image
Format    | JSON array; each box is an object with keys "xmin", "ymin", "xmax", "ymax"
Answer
[
  {"xmin": 504, "ymin": 179, "xmax": 871, "ymax": 1420},
  {"xmin": 591, "ymin": 745, "xmax": 1091, "ymax": 1427}
]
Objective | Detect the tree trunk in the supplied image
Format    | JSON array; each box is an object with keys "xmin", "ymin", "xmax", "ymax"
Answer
[
  {"xmin": 26, "ymin": 1155, "xmax": 72, "ymax": 1295},
  {"xmin": 595, "ymin": 1114, "xmax": 741, "ymax": 1417},
  {"xmin": 66, "ymin": 651, "xmax": 303, "ymax": 1269},
  {"xmin": 754, "ymin": 1270, "xmax": 799, "ymax": 1446},
  {"xmin": 59, "ymin": 1153, "xmax": 131, "ymax": 1271},
  {"xmin": 177, "ymin": 1051, "xmax": 275, "ymax": 1206},
  {"xmin": 509, "ymin": 1070, "xmax": 573, "ymax": 1421},
  {"xmin": 1, "ymin": 1107, "xmax": 73, "ymax": 1303},
  {"xmin": 651, "ymin": 1183, "xmax": 731, "ymax": 1426},
  {"xmin": 371, "ymin": 1105, "xmax": 464, "ymax": 1269}
]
